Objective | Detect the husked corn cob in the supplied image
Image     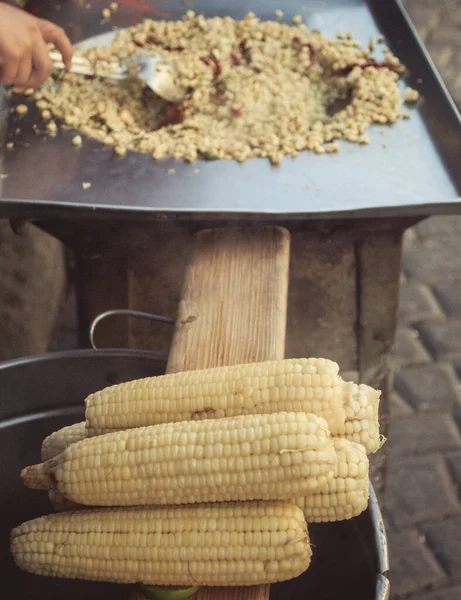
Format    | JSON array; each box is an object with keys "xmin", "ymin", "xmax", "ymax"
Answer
[
  {"xmin": 85, "ymin": 358, "xmax": 346, "ymax": 437},
  {"xmin": 41, "ymin": 422, "xmax": 86, "ymax": 462},
  {"xmin": 22, "ymin": 412, "xmax": 337, "ymax": 506},
  {"xmin": 11, "ymin": 501, "xmax": 311, "ymax": 585},
  {"xmin": 340, "ymin": 382, "xmax": 381, "ymax": 454},
  {"xmin": 41, "ymin": 382, "xmax": 381, "ymax": 460},
  {"xmin": 42, "ymin": 425, "xmax": 86, "ymax": 511},
  {"xmin": 48, "ymin": 490, "xmax": 81, "ymax": 512},
  {"xmin": 294, "ymin": 439, "xmax": 369, "ymax": 522}
]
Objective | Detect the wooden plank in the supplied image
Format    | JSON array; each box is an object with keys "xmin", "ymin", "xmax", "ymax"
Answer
[
  {"xmin": 167, "ymin": 227, "xmax": 290, "ymax": 372},
  {"xmin": 129, "ymin": 225, "xmax": 290, "ymax": 600}
]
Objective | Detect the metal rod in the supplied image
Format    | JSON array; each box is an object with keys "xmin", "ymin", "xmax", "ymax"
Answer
[{"xmin": 89, "ymin": 309, "xmax": 175, "ymax": 350}]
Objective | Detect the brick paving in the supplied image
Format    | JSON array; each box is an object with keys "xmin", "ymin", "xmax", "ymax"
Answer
[
  {"xmin": 386, "ymin": 217, "xmax": 461, "ymax": 599},
  {"xmin": 384, "ymin": 2, "xmax": 461, "ymax": 597}
]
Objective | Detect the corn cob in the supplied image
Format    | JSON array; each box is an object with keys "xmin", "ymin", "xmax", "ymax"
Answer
[
  {"xmin": 341, "ymin": 382, "xmax": 381, "ymax": 454},
  {"xmin": 85, "ymin": 358, "xmax": 346, "ymax": 437},
  {"xmin": 22, "ymin": 412, "xmax": 337, "ymax": 507},
  {"xmin": 48, "ymin": 490, "xmax": 81, "ymax": 512},
  {"xmin": 45, "ymin": 440, "xmax": 368, "ymax": 521},
  {"xmin": 41, "ymin": 422, "xmax": 86, "ymax": 462},
  {"xmin": 293, "ymin": 439, "xmax": 369, "ymax": 522},
  {"xmin": 11, "ymin": 501, "xmax": 311, "ymax": 586},
  {"xmin": 41, "ymin": 383, "xmax": 381, "ymax": 459}
]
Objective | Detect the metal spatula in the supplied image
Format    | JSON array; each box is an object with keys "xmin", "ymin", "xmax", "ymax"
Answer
[{"xmin": 50, "ymin": 50, "xmax": 183, "ymax": 103}]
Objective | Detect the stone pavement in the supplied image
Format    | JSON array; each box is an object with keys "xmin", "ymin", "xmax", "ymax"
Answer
[
  {"xmin": 385, "ymin": 221, "xmax": 461, "ymax": 599},
  {"xmin": 383, "ymin": 2, "xmax": 461, "ymax": 599}
]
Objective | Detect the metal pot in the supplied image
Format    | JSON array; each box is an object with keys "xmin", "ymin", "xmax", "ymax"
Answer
[{"xmin": 0, "ymin": 349, "xmax": 389, "ymax": 600}]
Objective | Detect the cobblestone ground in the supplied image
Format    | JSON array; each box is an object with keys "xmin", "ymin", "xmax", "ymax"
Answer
[{"xmin": 384, "ymin": 2, "xmax": 461, "ymax": 599}]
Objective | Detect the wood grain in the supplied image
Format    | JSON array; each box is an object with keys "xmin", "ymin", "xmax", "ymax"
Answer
[
  {"xmin": 167, "ymin": 227, "xmax": 290, "ymax": 373},
  {"xmin": 129, "ymin": 225, "xmax": 290, "ymax": 600}
]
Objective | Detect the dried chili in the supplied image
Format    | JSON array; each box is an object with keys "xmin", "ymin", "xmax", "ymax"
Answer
[
  {"xmin": 292, "ymin": 37, "xmax": 318, "ymax": 66},
  {"xmin": 214, "ymin": 79, "xmax": 227, "ymax": 103},
  {"xmin": 209, "ymin": 50, "xmax": 222, "ymax": 79},
  {"xmin": 306, "ymin": 43, "xmax": 318, "ymax": 66},
  {"xmin": 206, "ymin": 50, "xmax": 226, "ymax": 102},
  {"xmin": 332, "ymin": 61, "xmax": 402, "ymax": 77},
  {"xmin": 200, "ymin": 56, "xmax": 211, "ymax": 66},
  {"xmin": 133, "ymin": 36, "xmax": 184, "ymax": 51},
  {"xmin": 230, "ymin": 52, "xmax": 242, "ymax": 66},
  {"xmin": 239, "ymin": 39, "xmax": 252, "ymax": 64},
  {"xmin": 157, "ymin": 103, "xmax": 187, "ymax": 128},
  {"xmin": 146, "ymin": 35, "xmax": 184, "ymax": 51}
]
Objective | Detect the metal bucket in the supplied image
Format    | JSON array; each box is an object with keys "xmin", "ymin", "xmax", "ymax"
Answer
[{"xmin": 0, "ymin": 349, "xmax": 389, "ymax": 600}]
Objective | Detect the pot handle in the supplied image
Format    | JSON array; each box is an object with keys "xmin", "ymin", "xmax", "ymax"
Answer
[{"xmin": 89, "ymin": 309, "xmax": 175, "ymax": 351}]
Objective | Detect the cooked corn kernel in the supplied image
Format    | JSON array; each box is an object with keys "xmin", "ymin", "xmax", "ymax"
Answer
[
  {"xmin": 85, "ymin": 358, "xmax": 346, "ymax": 437},
  {"xmin": 11, "ymin": 502, "xmax": 312, "ymax": 585},
  {"xmin": 23, "ymin": 412, "xmax": 337, "ymax": 506}
]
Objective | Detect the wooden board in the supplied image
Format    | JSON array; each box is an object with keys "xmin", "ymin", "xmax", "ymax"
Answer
[{"xmin": 130, "ymin": 225, "xmax": 290, "ymax": 600}]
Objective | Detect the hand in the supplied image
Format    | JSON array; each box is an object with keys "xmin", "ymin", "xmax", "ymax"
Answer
[{"xmin": 0, "ymin": 3, "xmax": 72, "ymax": 89}]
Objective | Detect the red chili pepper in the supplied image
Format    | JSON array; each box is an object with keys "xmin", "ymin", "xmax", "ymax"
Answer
[
  {"xmin": 200, "ymin": 56, "xmax": 211, "ymax": 66},
  {"xmin": 209, "ymin": 50, "xmax": 222, "ymax": 79},
  {"xmin": 230, "ymin": 52, "xmax": 242, "ymax": 66},
  {"xmin": 306, "ymin": 43, "xmax": 318, "ymax": 66},
  {"xmin": 232, "ymin": 108, "xmax": 242, "ymax": 117},
  {"xmin": 332, "ymin": 61, "xmax": 402, "ymax": 76},
  {"xmin": 146, "ymin": 35, "xmax": 162, "ymax": 46},
  {"xmin": 133, "ymin": 39, "xmax": 145, "ymax": 48},
  {"xmin": 292, "ymin": 37, "xmax": 318, "ymax": 66},
  {"xmin": 144, "ymin": 36, "xmax": 184, "ymax": 51},
  {"xmin": 214, "ymin": 79, "xmax": 227, "ymax": 103},
  {"xmin": 239, "ymin": 39, "xmax": 252, "ymax": 64},
  {"xmin": 157, "ymin": 103, "xmax": 186, "ymax": 128}
]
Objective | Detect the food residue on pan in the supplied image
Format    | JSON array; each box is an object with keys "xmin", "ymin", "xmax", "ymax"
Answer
[
  {"xmin": 404, "ymin": 86, "xmax": 420, "ymax": 104},
  {"xmin": 22, "ymin": 11, "xmax": 417, "ymax": 164}
]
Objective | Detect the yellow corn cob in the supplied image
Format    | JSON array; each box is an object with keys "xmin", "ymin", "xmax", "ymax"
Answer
[
  {"xmin": 11, "ymin": 501, "xmax": 311, "ymax": 586},
  {"xmin": 22, "ymin": 412, "xmax": 337, "ymax": 506},
  {"xmin": 42, "ymin": 384, "xmax": 381, "ymax": 459},
  {"xmin": 45, "ymin": 440, "xmax": 369, "ymax": 520},
  {"xmin": 293, "ymin": 439, "xmax": 369, "ymax": 522},
  {"xmin": 48, "ymin": 490, "xmax": 81, "ymax": 512},
  {"xmin": 340, "ymin": 382, "xmax": 381, "ymax": 453},
  {"xmin": 42, "ymin": 425, "xmax": 86, "ymax": 511},
  {"xmin": 85, "ymin": 358, "xmax": 346, "ymax": 437},
  {"xmin": 41, "ymin": 422, "xmax": 86, "ymax": 462}
]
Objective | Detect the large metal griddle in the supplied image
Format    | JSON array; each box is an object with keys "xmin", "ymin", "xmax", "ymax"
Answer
[{"xmin": 0, "ymin": 0, "xmax": 459, "ymax": 222}]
